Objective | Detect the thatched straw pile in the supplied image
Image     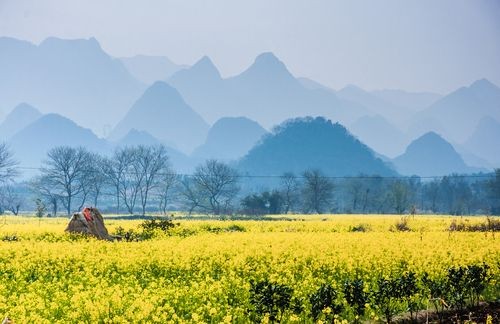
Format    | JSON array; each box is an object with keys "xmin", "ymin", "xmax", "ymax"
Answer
[{"xmin": 65, "ymin": 207, "xmax": 113, "ymax": 240}]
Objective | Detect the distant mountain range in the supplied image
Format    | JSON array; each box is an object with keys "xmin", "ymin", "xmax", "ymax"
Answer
[
  {"xmin": 169, "ymin": 52, "xmax": 370, "ymax": 127},
  {"xmin": 337, "ymin": 85, "xmax": 412, "ymax": 125},
  {"xmin": 463, "ymin": 116, "xmax": 500, "ymax": 166},
  {"xmin": 0, "ymin": 37, "xmax": 145, "ymax": 136},
  {"xmin": 238, "ymin": 116, "xmax": 396, "ymax": 177},
  {"xmin": 109, "ymin": 81, "xmax": 209, "ymax": 153},
  {"xmin": 410, "ymin": 79, "xmax": 500, "ymax": 143},
  {"xmin": 0, "ymin": 36, "xmax": 497, "ymax": 177},
  {"xmin": 0, "ymin": 103, "xmax": 42, "ymax": 139},
  {"xmin": 0, "ymin": 108, "xmax": 491, "ymax": 180},
  {"xmin": 370, "ymin": 89, "xmax": 441, "ymax": 112},
  {"xmin": 349, "ymin": 114, "xmax": 408, "ymax": 158},
  {"xmin": 117, "ymin": 129, "xmax": 199, "ymax": 173},
  {"xmin": 8, "ymin": 113, "xmax": 110, "ymax": 172},
  {"xmin": 193, "ymin": 117, "xmax": 267, "ymax": 161},
  {"xmin": 392, "ymin": 132, "xmax": 480, "ymax": 177},
  {"xmin": 120, "ymin": 55, "xmax": 188, "ymax": 85}
]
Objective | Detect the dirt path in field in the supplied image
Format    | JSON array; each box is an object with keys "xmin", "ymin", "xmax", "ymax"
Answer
[{"xmin": 395, "ymin": 301, "xmax": 499, "ymax": 323}]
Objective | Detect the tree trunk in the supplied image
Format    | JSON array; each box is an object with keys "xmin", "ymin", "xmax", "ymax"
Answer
[
  {"xmin": 116, "ymin": 187, "xmax": 120, "ymax": 214},
  {"xmin": 67, "ymin": 194, "xmax": 72, "ymax": 216}
]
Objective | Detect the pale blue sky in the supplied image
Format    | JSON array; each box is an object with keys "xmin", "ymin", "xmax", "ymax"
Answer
[{"xmin": 1, "ymin": 0, "xmax": 499, "ymax": 93}]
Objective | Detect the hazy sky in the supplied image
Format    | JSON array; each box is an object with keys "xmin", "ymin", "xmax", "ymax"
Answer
[{"xmin": 1, "ymin": 0, "xmax": 499, "ymax": 93}]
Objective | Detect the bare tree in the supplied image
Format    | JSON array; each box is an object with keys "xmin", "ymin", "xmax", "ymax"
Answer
[
  {"xmin": 423, "ymin": 180, "xmax": 439, "ymax": 213},
  {"xmin": 0, "ymin": 185, "xmax": 24, "ymax": 215},
  {"xmin": 302, "ymin": 169, "xmax": 334, "ymax": 214},
  {"xmin": 390, "ymin": 180, "xmax": 410, "ymax": 214},
  {"xmin": 102, "ymin": 149, "xmax": 132, "ymax": 214},
  {"xmin": 190, "ymin": 159, "xmax": 240, "ymax": 215},
  {"xmin": 40, "ymin": 146, "xmax": 91, "ymax": 215},
  {"xmin": 487, "ymin": 168, "xmax": 500, "ymax": 215},
  {"xmin": 280, "ymin": 172, "xmax": 299, "ymax": 214},
  {"xmin": 83, "ymin": 153, "xmax": 108, "ymax": 208},
  {"xmin": 0, "ymin": 143, "xmax": 18, "ymax": 184},
  {"xmin": 103, "ymin": 145, "xmax": 170, "ymax": 215},
  {"xmin": 135, "ymin": 145, "xmax": 170, "ymax": 216},
  {"xmin": 30, "ymin": 175, "xmax": 61, "ymax": 216},
  {"xmin": 346, "ymin": 177, "xmax": 364, "ymax": 212},
  {"xmin": 109, "ymin": 147, "xmax": 141, "ymax": 214},
  {"xmin": 157, "ymin": 167, "xmax": 178, "ymax": 215},
  {"xmin": 179, "ymin": 176, "xmax": 203, "ymax": 216}
]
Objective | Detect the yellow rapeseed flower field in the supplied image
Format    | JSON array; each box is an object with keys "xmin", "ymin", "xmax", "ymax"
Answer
[{"xmin": 0, "ymin": 215, "xmax": 498, "ymax": 323}]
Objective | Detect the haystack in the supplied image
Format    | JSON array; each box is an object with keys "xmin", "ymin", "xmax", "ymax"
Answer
[{"xmin": 65, "ymin": 207, "xmax": 113, "ymax": 240}]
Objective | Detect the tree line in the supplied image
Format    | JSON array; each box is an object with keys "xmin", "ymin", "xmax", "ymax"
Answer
[{"xmin": 0, "ymin": 143, "xmax": 499, "ymax": 216}]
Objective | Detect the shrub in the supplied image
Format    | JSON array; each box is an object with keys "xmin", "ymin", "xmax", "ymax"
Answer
[
  {"xmin": 349, "ymin": 224, "xmax": 371, "ymax": 232},
  {"xmin": 398, "ymin": 271, "xmax": 420, "ymax": 320},
  {"xmin": 374, "ymin": 271, "xmax": 418, "ymax": 323},
  {"xmin": 449, "ymin": 217, "xmax": 500, "ymax": 232},
  {"xmin": 114, "ymin": 226, "xmax": 143, "ymax": 242},
  {"xmin": 1, "ymin": 234, "xmax": 19, "ymax": 242},
  {"xmin": 113, "ymin": 218, "xmax": 179, "ymax": 241},
  {"xmin": 201, "ymin": 224, "xmax": 246, "ymax": 233},
  {"xmin": 343, "ymin": 279, "xmax": 368, "ymax": 319},
  {"xmin": 139, "ymin": 218, "xmax": 178, "ymax": 233},
  {"xmin": 392, "ymin": 216, "xmax": 411, "ymax": 232},
  {"xmin": 422, "ymin": 273, "xmax": 450, "ymax": 321},
  {"xmin": 447, "ymin": 264, "xmax": 490, "ymax": 310},
  {"xmin": 310, "ymin": 284, "xmax": 343, "ymax": 321},
  {"xmin": 249, "ymin": 279, "xmax": 293, "ymax": 323},
  {"xmin": 227, "ymin": 224, "xmax": 246, "ymax": 232}
]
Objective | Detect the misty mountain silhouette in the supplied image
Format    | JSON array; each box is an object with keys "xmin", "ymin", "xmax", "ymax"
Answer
[
  {"xmin": 169, "ymin": 52, "xmax": 369, "ymax": 127},
  {"xmin": 109, "ymin": 81, "xmax": 209, "ymax": 153},
  {"xmin": 371, "ymin": 89, "xmax": 441, "ymax": 112},
  {"xmin": 173, "ymin": 55, "xmax": 222, "ymax": 83},
  {"xmin": 117, "ymin": 129, "xmax": 199, "ymax": 173},
  {"xmin": 237, "ymin": 116, "xmax": 395, "ymax": 176},
  {"xmin": 0, "ymin": 37, "xmax": 145, "ymax": 136},
  {"xmin": 120, "ymin": 55, "xmax": 187, "ymax": 85},
  {"xmin": 0, "ymin": 103, "xmax": 42, "ymax": 139},
  {"xmin": 464, "ymin": 116, "xmax": 500, "ymax": 165},
  {"xmin": 8, "ymin": 113, "xmax": 110, "ymax": 169},
  {"xmin": 393, "ymin": 132, "xmax": 476, "ymax": 176},
  {"xmin": 297, "ymin": 77, "xmax": 335, "ymax": 92},
  {"xmin": 337, "ymin": 85, "xmax": 409, "ymax": 124},
  {"xmin": 411, "ymin": 79, "xmax": 500, "ymax": 143},
  {"xmin": 349, "ymin": 115, "xmax": 408, "ymax": 158},
  {"xmin": 167, "ymin": 56, "xmax": 224, "ymax": 123},
  {"xmin": 193, "ymin": 117, "xmax": 268, "ymax": 161},
  {"xmin": 231, "ymin": 52, "xmax": 295, "ymax": 85},
  {"xmin": 117, "ymin": 128, "xmax": 163, "ymax": 147}
]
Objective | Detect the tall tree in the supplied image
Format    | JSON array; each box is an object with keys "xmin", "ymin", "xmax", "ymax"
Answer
[
  {"xmin": 179, "ymin": 176, "xmax": 202, "ymax": 216},
  {"xmin": 157, "ymin": 166, "xmax": 178, "ymax": 215},
  {"xmin": 487, "ymin": 169, "xmax": 500, "ymax": 215},
  {"xmin": 302, "ymin": 169, "xmax": 334, "ymax": 214},
  {"xmin": 0, "ymin": 184, "xmax": 24, "ymax": 215},
  {"xmin": 135, "ymin": 145, "xmax": 170, "ymax": 216},
  {"xmin": 103, "ymin": 149, "xmax": 132, "ymax": 214},
  {"xmin": 106, "ymin": 147, "xmax": 142, "ymax": 214},
  {"xmin": 40, "ymin": 146, "xmax": 91, "ymax": 215},
  {"xmin": 0, "ymin": 143, "xmax": 18, "ymax": 184},
  {"xmin": 83, "ymin": 153, "xmax": 108, "ymax": 207},
  {"xmin": 30, "ymin": 175, "xmax": 61, "ymax": 216},
  {"xmin": 191, "ymin": 159, "xmax": 240, "ymax": 215},
  {"xmin": 280, "ymin": 172, "xmax": 299, "ymax": 214},
  {"xmin": 346, "ymin": 177, "xmax": 365, "ymax": 213},
  {"xmin": 423, "ymin": 180, "xmax": 440, "ymax": 213},
  {"xmin": 390, "ymin": 180, "xmax": 409, "ymax": 214}
]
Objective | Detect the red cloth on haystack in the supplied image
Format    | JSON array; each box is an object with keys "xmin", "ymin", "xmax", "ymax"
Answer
[{"xmin": 82, "ymin": 207, "xmax": 93, "ymax": 222}]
